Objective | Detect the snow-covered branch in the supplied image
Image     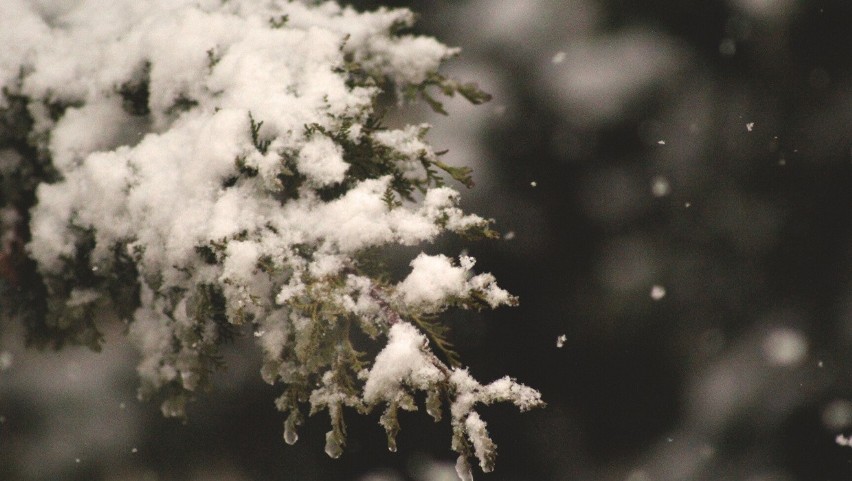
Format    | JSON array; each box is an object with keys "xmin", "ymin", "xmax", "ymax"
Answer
[{"xmin": 0, "ymin": 0, "xmax": 542, "ymax": 478}]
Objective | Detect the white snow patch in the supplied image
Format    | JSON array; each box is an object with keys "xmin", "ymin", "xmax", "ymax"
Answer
[
  {"xmin": 363, "ymin": 322, "xmax": 442, "ymax": 404},
  {"xmin": 399, "ymin": 253, "xmax": 468, "ymax": 307},
  {"xmin": 297, "ymin": 135, "xmax": 348, "ymax": 186}
]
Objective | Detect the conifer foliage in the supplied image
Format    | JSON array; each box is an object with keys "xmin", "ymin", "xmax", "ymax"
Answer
[{"xmin": 0, "ymin": 1, "xmax": 542, "ymax": 477}]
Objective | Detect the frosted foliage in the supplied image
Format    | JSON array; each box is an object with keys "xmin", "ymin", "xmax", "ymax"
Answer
[
  {"xmin": 464, "ymin": 413, "xmax": 494, "ymax": 472},
  {"xmin": 0, "ymin": 0, "xmax": 540, "ymax": 478},
  {"xmin": 373, "ymin": 124, "xmax": 436, "ymax": 180},
  {"xmin": 445, "ymin": 369, "xmax": 543, "ymax": 472}
]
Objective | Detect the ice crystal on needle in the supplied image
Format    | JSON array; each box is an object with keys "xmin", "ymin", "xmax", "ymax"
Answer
[{"xmin": 0, "ymin": 0, "xmax": 542, "ymax": 477}]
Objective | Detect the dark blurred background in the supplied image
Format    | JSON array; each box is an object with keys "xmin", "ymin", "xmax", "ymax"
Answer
[{"xmin": 3, "ymin": 1, "xmax": 852, "ymax": 480}]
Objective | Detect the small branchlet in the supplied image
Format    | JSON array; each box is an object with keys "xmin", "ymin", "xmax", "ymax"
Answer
[
  {"xmin": 116, "ymin": 61, "xmax": 151, "ymax": 116},
  {"xmin": 432, "ymin": 159, "xmax": 475, "ymax": 189},
  {"xmin": 249, "ymin": 112, "xmax": 271, "ymax": 155},
  {"xmin": 405, "ymin": 71, "xmax": 493, "ymax": 116},
  {"xmin": 206, "ymin": 48, "xmax": 221, "ymax": 71},
  {"xmin": 410, "ymin": 313, "xmax": 462, "ymax": 368},
  {"xmin": 269, "ymin": 14, "xmax": 289, "ymax": 29}
]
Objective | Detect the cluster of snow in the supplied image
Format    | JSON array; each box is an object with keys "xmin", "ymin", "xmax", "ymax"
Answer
[
  {"xmin": 397, "ymin": 253, "xmax": 513, "ymax": 312},
  {"xmin": 277, "ymin": 178, "xmax": 487, "ymax": 254},
  {"xmin": 363, "ymin": 322, "xmax": 443, "ymax": 404},
  {"xmin": 297, "ymin": 135, "xmax": 348, "ymax": 186}
]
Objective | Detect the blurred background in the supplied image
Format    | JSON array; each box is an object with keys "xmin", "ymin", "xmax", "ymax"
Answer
[{"xmin": 3, "ymin": 0, "xmax": 852, "ymax": 480}]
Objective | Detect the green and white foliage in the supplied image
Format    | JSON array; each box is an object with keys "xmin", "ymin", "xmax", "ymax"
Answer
[{"xmin": 0, "ymin": 0, "xmax": 543, "ymax": 477}]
